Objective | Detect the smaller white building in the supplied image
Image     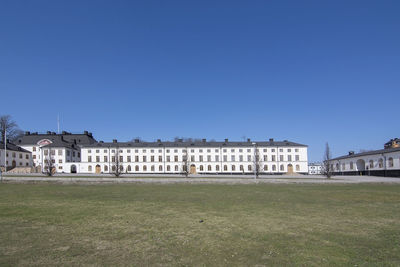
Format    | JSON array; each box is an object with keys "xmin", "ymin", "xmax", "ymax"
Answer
[
  {"xmin": 308, "ymin": 163, "xmax": 322, "ymax": 175},
  {"xmin": 0, "ymin": 141, "xmax": 32, "ymax": 170}
]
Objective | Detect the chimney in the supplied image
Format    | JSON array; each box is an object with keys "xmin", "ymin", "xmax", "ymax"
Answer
[
  {"xmin": 247, "ymin": 138, "xmax": 251, "ymax": 142},
  {"xmin": 47, "ymin": 131, "xmax": 51, "ymax": 134},
  {"xmin": 84, "ymin": 131, "xmax": 88, "ymax": 135},
  {"xmin": 113, "ymin": 139, "xmax": 117, "ymax": 143},
  {"xmin": 62, "ymin": 131, "xmax": 67, "ymax": 135},
  {"xmin": 88, "ymin": 132, "xmax": 93, "ymax": 137},
  {"xmin": 100, "ymin": 141, "xmax": 104, "ymax": 143},
  {"xmin": 349, "ymin": 151, "xmax": 354, "ymax": 155},
  {"xmin": 202, "ymin": 138, "xmax": 206, "ymax": 143},
  {"xmin": 269, "ymin": 138, "xmax": 274, "ymax": 142},
  {"xmin": 52, "ymin": 132, "xmax": 56, "ymax": 135},
  {"xmin": 224, "ymin": 138, "xmax": 228, "ymax": 143},
  {"xmin": 157, "ymin": 139, "xmax": 161, "ymax": 142},
  {"xmin": 134, "ymin": 139, "xmax": 139, "ymax": 143},
  {"xmin": 25, "ymin": 131, "xmax": 30, "ymax": 135}
]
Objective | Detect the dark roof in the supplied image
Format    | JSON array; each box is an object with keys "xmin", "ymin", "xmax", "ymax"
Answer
[
  {"xmin": 84, "ymin": 140, "xmax": 307, "ymax": 148},
  {"xmin": 332, "ymin": 146, "xmax": 400, "ymax": 161},
  {"xmin": 0, "ymin": 142, "xmax": 31, "ymax": 153},
  {"xmin": 16, "ymin": 131, "xmax": 97, "ymax": 147}
]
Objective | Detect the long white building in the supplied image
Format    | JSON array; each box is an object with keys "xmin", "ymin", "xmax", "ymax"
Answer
[{"xmin": 14, "ymin": 131, "xmax": 308, "ymax": 175}]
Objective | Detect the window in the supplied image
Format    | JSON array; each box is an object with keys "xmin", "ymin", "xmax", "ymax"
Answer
[
  {"xmin": 135, "ymin": 166, "xmax": 139, "ymax": 171},
  {"xmin": 151, "ymin": 149, "xmax": 154, "ymax": 153},
  {"xmin": 272, "ymin": 155, "xmax": 276, "ymax": 161},
  {"xmin": 248, "ymin": 165, "xmax": 252, "ymax": 171},
  {"xmin": 143, "ymin": 156, "xmax": 147, "ymax": 162},
  {"xmin": 143, "ymin": 165, "xmax": 147, "ymax": 171},
  {"xmin": 369, "ymin": 160, "xmax": 374, "ymax": 169},
  {"xmin": 216, "ymin": 165, "xmax": 220, "ymax": 171},
  {"xmin": 128, "ymin": 156, "xmax": 131, "ymax": 162},
  {"xmin": 96, "ymin": 150, "xmax": 100, "ymax": 153},
  {"xmin": 174, "ymin": 156, "xmax": 178, "ymax": 162},
  {"xmin": 239, "ymin": 155, "xmax": 243, "ymax": 161},
  {"xmin": 215, "ymin": 155, "xmax": 219, "ymax": 162},
  {"xmin": 143, "ymin": 149, "xmax": 146, "ymax": 153},
  {"xmin": 272, "ymin": 164, "xmax": 276, "ymax": 171},
  {"xmin": 191, "ymin": 156, "xmax": 195, "ymax": 162},
  {"xmin": 151, "ymin": 156, "xmax": 155, "ymax": 162},
  {"xmin": 167, "ymin": 165, "xmax": 170, "ymax": 171},
  {"xmin": 288, "ymin": 155, "xmax": 292, "ymax": 161},
  {"xmin": 19, "ymin": 153, "xmax": 22, "ymax": 159},
  {"xmin": 44, "ymin": 150, "xmax": 48, "ymax": 156},
  {"xmin": 200, "ymin": 165, "xmax": 204, "ymax": 171},
  {"xmin": 247, "ymin": 155, "xmax": 251, "ymax": 161},
  {"xmin": 231, "ymin": 155, "xmax": 235, "ymax": 162},
  {"xmin": 295, "ymin": 149, "xmax": 299, "ymax": 152},
  {"xmin": 151, "ymin": 165, "xmax": 155, "ymax": 171},
  {"xmin": 240, "ymin": 165, "xmax": 244, "ymax": 171},
  {"xmin": 296, "ymin": 165, "xmax": 300, "ymax": 171},
  {"xmin": 295, "ymin": 155, "xmax": 299, "ymax": 161},
  {"xmin": 88, "ymin": 166, "xmax": 92, "ymax": 172},
  {"xmin": 104, "ymin": 149, "xmax": 107, "ymax": 153},
  {"xmin": 167, "ymin": 156, "xmax": 170, "ymax": 162},
  {"xmin": 288, "ymin": 149, "xmax": 291, "ymax": 152},
  {"xmin": 112, "ymin": 156, "xmax": 115, "ymax": 162},
  {"xmin": 336, "ymin": 163, "xmax": 339, "ymax": 170},
  {"xmin": 263, "ymin": 155, "xmax": 267, "ymax": 161},
  {"xmin": 33, "ymin": 155, "xmax": 36, "ymax": 159},
  {"xmin": 271, "ymin": 149, "xmax": 275, "ymax": 152},
  {"xmin": 159, "ymin": 149, "xmax": 162, "ymax": 153},
  {"xmin": 159, "ymin": 165, "xmax": 163, "ymax": 171},
  {"xmin": 279, "ymin": 149, "xmax": 283, "ymax": 152},
  {"xmin": 59, "ymin": 159, "xmax": 62, "ymax": 163},
  {"xmin": 104, "ymin": 165, "xmax": 108, "ymax": 172},
  {"xmin": 215, "ymin": 149, "xmax": 219, "ymax": 153},
  {"xmin": 279, "ymin": 155, "xmax": 284, "ymax": 161},
  {"xmin": 350, "ymin": 161, "xmax": 354, "ymax": 169},
  {"xmin": 208, "ymin": 165, "xmax": 212, "ymax": 171},
  {"xmin": 88, "ymin": 150, "xmax": 92, "ymax": 153},
  {"xmin": 135, "ymin": 156, "xmax": 139, "ymax": 162},
  {"xmin": 96, "ymin": 156, "xmax": 100, "ymax": 162},
  {"xmin": 191, "ymin": 149, "xmax": 194, "ymax": 153},
  {"xmin": 58, "ymin": 150, "xmax": 62, "ymax": 156},
  {"xmin": 378, "ymin": 159, "xmax": 383, "ymax": 168},
  {"xmin": 119, "ymin": 156, "xmax": 123, "ymax": 162},
  {"xmin": 112, "ymin": 150, "xmax": 115, "ymax": 153},
  {"xmin": 263, "ymin": 149, "xmax": 267, "ymax": 152},
  {"xmin": 135, "ymin": 150, "xmax": 138, "ymax": 153},
  {"xmin": 224, "ymin": 165, "xmax": 228, "ymax": 171},
  {"xmin": 389, "ymin": 157, "xmax": 394, "ymax": 167},
  {"xmin": 231, "ymin": 149, "xmax": 235, "ymax": 152},
  {"xmin": 72, "ymin": 152, "xmax": 75, "ymax": 157},
  {"xmin": 200, "ymin": 156, "xmax": 203, "ymax": 162},
  {"xmin": 247, "ymin": 149, "xmax": 251, "ymax": 153},
  {"xmin": 127, "ymin": 165, "xmax": 132, "ymax": 172},
  {"xmin": 159, "ymin": 156, "xmax": 162, "ymax": 162},
  {"xmin": 88, "ymin": 156, "xmax": 92, "ymax": 162},
  {"xmin": 232, "ymin": 165, "xmax": 236, "ymax": 171},
  {"xmin": 33, "ymin": 147, "xmax": 36, "ymax": 152},
  {"xmin": 223, "ymin": 149, "xmax": 227, "ymax": 152},
  {"xmin": 280, "ymin": 164, "xmax": 284, "ymax": 171}
]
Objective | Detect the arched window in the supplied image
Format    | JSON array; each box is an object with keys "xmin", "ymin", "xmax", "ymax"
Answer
[
  {"xmin": 112, "ymin": 166, "xmax": 116, "ymax": 171},
  {"xmin": 104, "ymin": 165, "xmax": 108, "ymax": 172},
  {"xmin": 378, "ymin": 159, "xmax": 383, "ymax": 168},
  {"xmin": 127, "ymin": 165, "xmax": 131, "ymax": 172},
  {"xmin": 159, "ymin": 165, "xmax": 162, "ymax": 171},
  {"xmin": 232, "ymin": 165, "xmax": 235, "ymax": 171},
  {"xmin": 88, "ymin": 165, "xmax": 92, "ymax": 172},
  {"xmin": 248, "ymin": 165, "xmax": 252, "ymax": 171},
  {"xmin": 264, "ymin": 165, "xmax": 268, "ymax": 171},
  {"xmin": 224, "ymin": 165, "xmax": 227, "ymax": 171},
  {"xmin": 350, "ymin": 162, "xmax": 354, "ymax": 170},
  {"xmin": 151, "ymin": 165, "xmax": 155, "ymax": 171},
  {"xmin": 272, "ymin": 164, "xmax": 276, "ymax": 171},
  {"xmin": 175, "ymin": 165, "xmax": 178, "ymax": 171},
  {"xmin": 208, "ymin": 165, "xmax": 212, "ymax": 171},
  {"xmin": 167, "ymin": 165, "xmax": 170, "ymax": 171},
  {"xmin": 280, "ymin": 164, "xmax": 284, "ymax": 171},
  {"xmin": 200, "ymin": 165, "xmax": 204, "ymax": 171},
  {"xmin": 389, "ymin": 157, "xmax": 394, "ymax": 167},
  {"xmin": 296, "ymin": 165, "xmax": 300, "ymax": 171},
  {"xmin": 369, "ymin": 160, "xmax": 374, "ymax": 169},
  {"xmin": 135, "ymin": 165, "xmax": 139, "ymax": 171},
  {"xmin": 240, "ymin": 165, "xmax": 244, "ymax": 171},
  {"xmin": 119, "ymin": 166, "xmax": 124, "ymax": 172},
  {"xmin": 216, "ymin": 165, "xmax": 220, "ymax": 171},
  {"xmin": 336, "ymin": 163, "xmax": 339, "ymax": 170},
  {"xmin": 143, "ymin": 165, "xmax": 147, "ymax": 171}
]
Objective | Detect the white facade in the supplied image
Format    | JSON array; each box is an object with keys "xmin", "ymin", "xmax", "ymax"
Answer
[
  {"xmin": 308, "ymin": 163, "xmax": 322, "ymax": 174},
  {"xmin": 74, "ymin": 140, "xmax": 308, "ymax": 175},
  {"xmin": 0, "ymin": 143, "xmax": 32, "ymax": 169},
  {"xmin": 330, "ymin": 147, "xmax": 400, "ymax": 177}
]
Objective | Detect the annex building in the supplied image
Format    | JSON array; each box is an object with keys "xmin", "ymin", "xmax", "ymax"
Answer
[{"xmin": 330, "ymin": 138, "xmax": 400, "ymax": 177}]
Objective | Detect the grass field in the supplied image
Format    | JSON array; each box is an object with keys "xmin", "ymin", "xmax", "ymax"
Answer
[{"xmin": 0, "ymin": 183, "xmax": 400, "ymax": 266}]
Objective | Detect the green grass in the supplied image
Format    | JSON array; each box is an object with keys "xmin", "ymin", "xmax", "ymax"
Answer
[{"xmin": 0, "ymin": 183, "xmax": 399, "ymax": 266}]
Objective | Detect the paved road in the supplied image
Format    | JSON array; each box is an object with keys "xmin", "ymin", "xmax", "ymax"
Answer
[{"xmin": 1, "ymin": 174, "xmax": 400, "ymax": 184}]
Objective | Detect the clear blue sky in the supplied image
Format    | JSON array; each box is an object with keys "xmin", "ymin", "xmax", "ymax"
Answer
[{"xmin": 1, "ymin": 0, "xmax": 399, "ymax": 162}]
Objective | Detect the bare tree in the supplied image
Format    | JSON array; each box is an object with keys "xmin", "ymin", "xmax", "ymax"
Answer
[
  {"xmin": 181, "ymin": 148, "xmax": 190, "ymax": 177},
  {"xmin": 322, "ymin": 142, "xmax": 333, "ymax": 178},
  {"xmin": 254, "ymin": 148, "xmax": 263, "ymax": 178},
  {"xmin": 0, "ymin": 115, "xmax": 23, "ymax": 142},
  {"xmin": 111, "ymin": 148, "xmax": 123, "ymax": 177},
  {"xmin": 43, "ymin": 149, "xmax": 55, "ymax": 176}
]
